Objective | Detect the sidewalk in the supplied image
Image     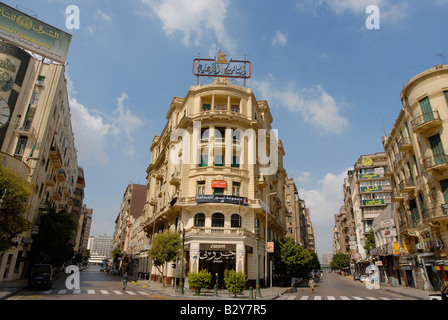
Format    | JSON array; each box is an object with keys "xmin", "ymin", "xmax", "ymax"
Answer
[{"xmin": 125, "ymin": 275, "xmax": 290, "ymax": 300}]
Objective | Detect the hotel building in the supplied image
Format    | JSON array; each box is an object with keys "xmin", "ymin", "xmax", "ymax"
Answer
[
  {"xmin": 143, "ymin": 77, "xmax": 288, "ymax": 287},
  {"xmin": 0, "ymin": 40, "xmax": 84, "ymax": 280}
]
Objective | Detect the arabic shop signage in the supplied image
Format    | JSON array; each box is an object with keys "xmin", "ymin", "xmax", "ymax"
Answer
[
  {"xmin": 360, "ymin": 185, "xmax": 383, "ymax": 192},
  {"xmin": 196, "ymin": 195, "xmax": 248, "ymax": 206},
  {"xmin": 0, "ymin": 3, "xmax": 72, "ymax": 63},
  {"xmin": 193, "ymin": 50, "xmax": 251, "ymax": 79},
  {"xmin": 362, "ymin": 199, "xmax": 385, "ymax": 206},
  {"xmin": 211, "ymin": 180, "xmax": 227, "ymax": 188},
  {"xmin": 359, "ymin": 173, "xmax": 381, "ymax": 180}
]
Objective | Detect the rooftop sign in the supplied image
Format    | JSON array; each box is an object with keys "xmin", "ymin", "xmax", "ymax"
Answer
[
  {"xmin": 0, "ymin": 3, "xmax": 72, "ymax": 63},
  {"xmin": 193, "ymin": 50, "xmax": 251, "ymax": 79}
]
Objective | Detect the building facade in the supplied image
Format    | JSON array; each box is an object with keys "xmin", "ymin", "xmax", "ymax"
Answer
[
  {"xmin": 0, "ymin": 40, "xmax": 84, "ymax": 281},
  {"xmin": 87, "ymin": 236, "xmax": 113, "ymax": 264},
  {"xmin": 382, "ymin": 64, "xmax": 448, "ymax": 291},
  {"xmin": 143, "ymin": 77, "xmax": 288, "ymax": 287}
]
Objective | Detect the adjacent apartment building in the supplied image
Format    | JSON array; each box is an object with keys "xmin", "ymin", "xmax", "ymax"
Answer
[
  {"xmin": 382, "ymin": 64, "xmax": 448, "ymax": 291},
  {"xmin": 0, "ymin": 40, "xmax": 85, "ymax": 280}
]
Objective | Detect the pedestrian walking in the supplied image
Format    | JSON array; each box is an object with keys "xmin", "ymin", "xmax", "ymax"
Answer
[
  {"xmin": 308, "ymin": 278, "xmax": 315, "ymax": 294},
  {"xmin": 215, "ymin": 273, "xmax": 219, "ymax": 288},
  {"xmin": 122, "ymin": 272, "xmax": 128, "ymax": 290}
]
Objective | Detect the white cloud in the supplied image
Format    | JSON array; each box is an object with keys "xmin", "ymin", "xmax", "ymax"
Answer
[
  {"xmin": 141, "ymin": 0, "xmax": 236, "ymax": 54},
  {"xmin": 294, "ymin": 171, "xmax": 312, "ymax": 185},
  {"xmin": 272, "ymin": 30, "xmax": 288, "ymax": 47},
  {"xmin": 96, "ymin": 9, "xmax": 112, "ymax": 22},
  {"xmin": 253, "ymin": 75, "xmax": 349, "ymax": 134},
  {"xmin": 298, "ymin": 168, "xmax": 351, "ymax": 255},
  {"xmin": 70, "ymin": 98, "xmax": 112, "ymax": 167}
]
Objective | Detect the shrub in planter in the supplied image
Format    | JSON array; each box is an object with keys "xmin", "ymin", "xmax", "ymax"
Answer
[{"xmin": 187, "ymin": 269, "xmax": 212, "ymax": 295}]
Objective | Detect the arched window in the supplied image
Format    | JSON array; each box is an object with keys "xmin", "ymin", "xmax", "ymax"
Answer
[
  {"xmin": 212, "ymin": 213, "xmax": 225, "ymax": 227},
  {"xmin": 231, "ymin": 214, "xmax": 241, "ymax": 228},
  {"xmin": 194, "ymin": 213, "xmax": 205, "ymax": 227}
]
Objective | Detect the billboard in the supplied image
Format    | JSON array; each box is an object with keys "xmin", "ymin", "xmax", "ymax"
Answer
[{"xmin": 0, "ymin": 3, "xmax": 72, "ymax": 63}]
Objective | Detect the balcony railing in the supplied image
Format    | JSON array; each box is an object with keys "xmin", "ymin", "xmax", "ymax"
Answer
[
  {"xmin": 411, "ymin": 110, "xmax": 442, "ymax": 133},
  {"xmin": 398, "ymin": 137, "xmax": 413, "ymax": 152},
  {"xmin": 423, "ymin": 154, "xmax": 448, "ymax": 172},
  {"xmin": 399, "ymin": 179, "xmax": 416, "ymax": 193}
]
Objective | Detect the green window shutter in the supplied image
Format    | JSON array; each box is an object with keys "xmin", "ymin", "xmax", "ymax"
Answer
[
  {"xmin": 202, "ymin": 104, "xmax": 211, "ymax": 111},
  {"xmin": 200, "ymin": 155, "xmax": 208, "ymax": 167},
  {"xmin": 444, "ymin": 91, "xmax": 448, "ymax": 106},
  {"xmin": 231, "ymin": 155, "xmax": 240, "ymax": 167},
  {"xmin": 419, "ymin": 97, "xmax": 434, "ymax": 122},
  {"xmin": 440, "ymin": 179, "xmax": 448, "ymax": 203},
  {"xmin": 429, "ymin": 134, "xmax": 445, "ymax": 165}
]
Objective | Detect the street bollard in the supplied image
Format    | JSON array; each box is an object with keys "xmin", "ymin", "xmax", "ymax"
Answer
[
  {"xmin": 249, "ymin": 286, "xmax": 254, "ymax": 299},
  {"xmin": 214, "ymin": 284, "xmax": 218, "ymax": 296}
]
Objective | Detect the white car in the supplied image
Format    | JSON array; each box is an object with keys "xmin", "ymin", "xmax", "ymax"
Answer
[{"xmin": 360, "ymin": 275, "xmax": 369, "ymax": 283}]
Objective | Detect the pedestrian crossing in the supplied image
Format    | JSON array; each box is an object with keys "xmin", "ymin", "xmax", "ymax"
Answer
[
  {"xmin": 279, "ymin": 294, "xmax": 398, "ymax": 301},
  {"xmin": 30, "ymin": 289, "xmax": 151, "ymax": 296}
]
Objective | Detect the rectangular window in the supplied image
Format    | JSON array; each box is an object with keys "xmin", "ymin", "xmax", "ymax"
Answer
[
  {"xmin": 429, "ymin": 134, "xmax": 445, "ymax": 165},
  {"xmin": 232, "ymin": 182, "xmax": 240, "ymax": 196},
  {"xmin": 197, "ymin": 181, "xmax": 205, "ymax": 195},
  {"xmin": 231, "ymin": 155, "xmax": 240, "ymax": 168},
  {"xmin": 214, "ymin": 188, "xmax": 224, "ymax": 196},
  {"xmin": 440, "ymin": 179, "xmax": 448, "ymax": 204},
  {"xmin": 214, "ymin": 154, "xmax": 224, "ymax": 167},
  {"xmin": 444, "ymin": 90, "xmax": 448, "ymax": 106},
  {"xmin": 202, "ymin": 104, "xmax": 211, "ymax": 111},
  {"xmin": 409, "ymin": 199, "xmax": 420, "ymax": 223},
  {"xmin": 15, "ymin": 136, "xmax": 27, "ymax": 155},
  {"xmin": 231, "ymin": 105, "xmax": 240, "ymax": 113},
  {"xmin": 199, "ymin": 153, "xmax": 208, "ymax": 167}
]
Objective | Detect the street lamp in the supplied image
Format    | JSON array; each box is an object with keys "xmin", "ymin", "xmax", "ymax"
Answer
[
  {"xmin": 255, "ymin": 221, "xmax": 261, "ymax": 298},
  {"xmin": 265, "ymin": 192, "xmax": 276, "ymax": 287},
  {"xmin": 178, "ymin": 220, "xmax": 185, "ymax": 295}
]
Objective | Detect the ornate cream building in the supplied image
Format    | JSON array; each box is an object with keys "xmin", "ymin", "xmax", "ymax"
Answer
[
  {"xmin": 383, "ymin": 64, "xmax": 448, "ymax": 291},
  {"xmin": 143, "ymin": 77, "xmax": 288, "ymax": 287}
]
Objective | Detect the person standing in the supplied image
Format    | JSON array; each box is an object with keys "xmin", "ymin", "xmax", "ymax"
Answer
[
  {"xmin": 122, "ymin": 272, "xmax": 128, "ymax": 290},
  {"xmin": 308, "ymin": 278, "xmax": 315, "ymax": 294}
]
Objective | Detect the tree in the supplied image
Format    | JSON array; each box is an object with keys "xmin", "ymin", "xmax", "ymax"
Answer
[
  {"xmin": 0, "ymin": 163, "xmax": 33, "ymax": 253},
  {"xmin": 147, "ymin": 230, "xmax": 181, "ymax": 286},
  {"xmin": 224, "ymin": 269, "xmax": 247, "ymax": 297},
  {"xmin": 31, "ymin": 205, "xmax": 77, "ymax": 267},
  {"xmin": 111, "ymin": 247, "xmax": 122, "ymax": 264},
  {"xmin": 364, "ymin": 229, "xmax": 376, "ymax": 254},
  {"xmin": 273, "ymin": 237, "xmax": 314, "ymax": 280},
  {"xmin": 330, "ymin": 253, "xmax": 350, "ymax": 271},
  {"xmin": 187, "ymin": 269, "xmax": 212, "ymax": 295}
]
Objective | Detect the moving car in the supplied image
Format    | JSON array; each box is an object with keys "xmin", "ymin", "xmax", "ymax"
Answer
[
  {"xmin": 28, "ymin": 264, "xmax": 53, "ymax": 290},
  {"xmin": 360, "ymin": 275, "xmax": 369, "ymax": 283}
]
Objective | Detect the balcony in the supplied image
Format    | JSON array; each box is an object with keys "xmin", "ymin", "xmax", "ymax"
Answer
[
  {"xmin": 56, "ymin": 169, "xmax": 66, "ymax": 182},
  {"xmin": 423, "ymin": 154, "xmax": 448, "ymax": 173},
  {"xmin": 45, "ymin": 176, "xmax": 56, "ymax": 188},
  {"xmin": 186, "ymin": 227, "xmax": 251, "ymax": 237},
  {"xmin": 384, "ymin": 166, "xmax": 395, "ymax": 177},
  {"xmin": 398, "ymin": 137, "xmax": 413, "ymax": 152},
  {"xmin": 391, "ymin": 191, "xmax": 405, "ymax": 203},
  {"xmin": 422, "ymin": 205, "xmax": 448, "ymax": 222},
  {"xmin": 52, "ymin": 191, "xmax": 62, "ymax": 201},
  {"xmin": 169, "ymin": 171, "xmax": 181, "ymax": 185},
  {"xmin": 48, "ymin": 146, "xmax": 63, "ymax": 169},
  {"xmin": 411, "ymin": 111, "xmax": 442, "ymax": 134},
  {"xmin": 399, "ymin": 179, "xmax": 416, "ymax": 193}
]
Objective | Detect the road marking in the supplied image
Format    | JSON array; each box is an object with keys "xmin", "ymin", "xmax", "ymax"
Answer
[
  {"xmin": 286, "ymin": 295, "xmax": 295, "ymax": 300},
  {"xmin": 126, "ymin": 291, "xmax": 137, "ymax": 295},
  {"xmin": 113, "ymin": 290, "xmax": 123, "ymax": 295},
  {"xmin": 340, "ymin": 296, "xmax": 350, "ymax": 300},
  {"xmin": 379, "ymin": 297, "xmax": 391, "ymax": 300},
  {"xmin": 57, "ymin": 290, "xmax": 67, "ymax": 294},
  {"xmin": 87, "ymin": 290, "xmax": 95, "ymax": 294},
  {"xmin": 353, "ymin": 296, "xmax": 364, "ymax": 300},
  {"xmin": 300, "ymin": 296, "xmax": 309, "ymax": 300},
  {"xmin": 42, "ymin": 290, "xmax": 52, "ymax": 295},
  {"xmin": 100, "ymin": 290, "xmax": 109, "ymax": 295},
  {"xmin": 73, "ymin": 289, "xmax": 81, "ymax": 294},
  {"xmin": 366, "ymin": 297, "xmax": 377, "ymax": 300},
  {"xmin": 138, "ymin": 291, "xmax": 149, "ymax": 295},
  {"xmin": 314, "ymin": 296, "xmax": 322, "ymax": 300},
  {"xmin": 327, "ymin": 296, "xmax": 336, "ymax": 300}
]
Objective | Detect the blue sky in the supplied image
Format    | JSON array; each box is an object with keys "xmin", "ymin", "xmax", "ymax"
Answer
[{"xmin": 6, "ymin": 0, "xmax": 448, "ymax": 257}]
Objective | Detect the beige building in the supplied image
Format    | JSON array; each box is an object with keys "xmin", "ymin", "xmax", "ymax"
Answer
[
  {"xmin": 0, "ymin": 40, "xmax": 84, "ymax": 281},
  {"xmin": 383, "ymin": 64, "xmax": 448, "ymax": 291},
  {"xmin": 112, "ymin": 184, "xmax": 146, "ymax": 275},
  {"xmin": 143, "ymin": 77, "xmax": 288, "ymax": 287},
  {"xmin": 284, "ymin": 178, "xmax": 310, "ymax": 248}
]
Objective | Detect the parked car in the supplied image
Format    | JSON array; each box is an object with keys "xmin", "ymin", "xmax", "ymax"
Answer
[
  {"xmin": 28, "ymin": 264, "xmax": 53, "ymax": 290},
  {"xmin": 360, "ymin": 275, "xmax": 369, "ymax": 283},
  {"xmin": 353, "ymin": 274, "xmax": 361, "ymax": 281}
]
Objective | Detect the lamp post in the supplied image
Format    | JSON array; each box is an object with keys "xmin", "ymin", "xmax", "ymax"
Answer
[
  {"xmin": 178, "ymin": 222, "xmax": 185, "ymax": 295},
  {"xmin": 255, "ymin": 222, "xmax": 261, "ymax": 298},
  {"xmin": 265, "ymin": 192, "xmax": 276, "ymax": 287}
]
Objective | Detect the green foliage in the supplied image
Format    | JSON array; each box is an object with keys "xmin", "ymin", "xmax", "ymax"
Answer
[
  {"xmin": 273, "ymin": 237, "xmax": 315, "ymax": 278},
  {"xmin": 0, "ymin": 163, "xmax": 33, "ymax": 253},
  {"xmin": 364, "ymin": 229, "xmax": 376, "ymax": 254},
  {"xmin": 32, "ymin": 205, "xmax": 77, "ymax": 267},
  {"xmin": 330, "ymin": 253, "xmax": 351, "ymax": 271},
  {"xmin": 74, "ymin": 248, "xmax": 90, "ymax": 266},
  {"xmin": 147, "ymin": 230, "xmax": 181, "ymax": 286},
  {"xmin": 187, "ymin": 269, "xmax": 212, "ymax": 295},
  {"xmin": 224, "ymin": 269, "xmax": 247, "ymax": 297},
  {"xmin": 111, "ymin": 247, "xmax": 122, "ymax": 263}
]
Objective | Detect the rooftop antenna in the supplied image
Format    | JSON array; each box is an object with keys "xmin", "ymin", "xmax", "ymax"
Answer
[{"xmin": 437, "ymin": 53, "xmax": 446, "ymax": 64}]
